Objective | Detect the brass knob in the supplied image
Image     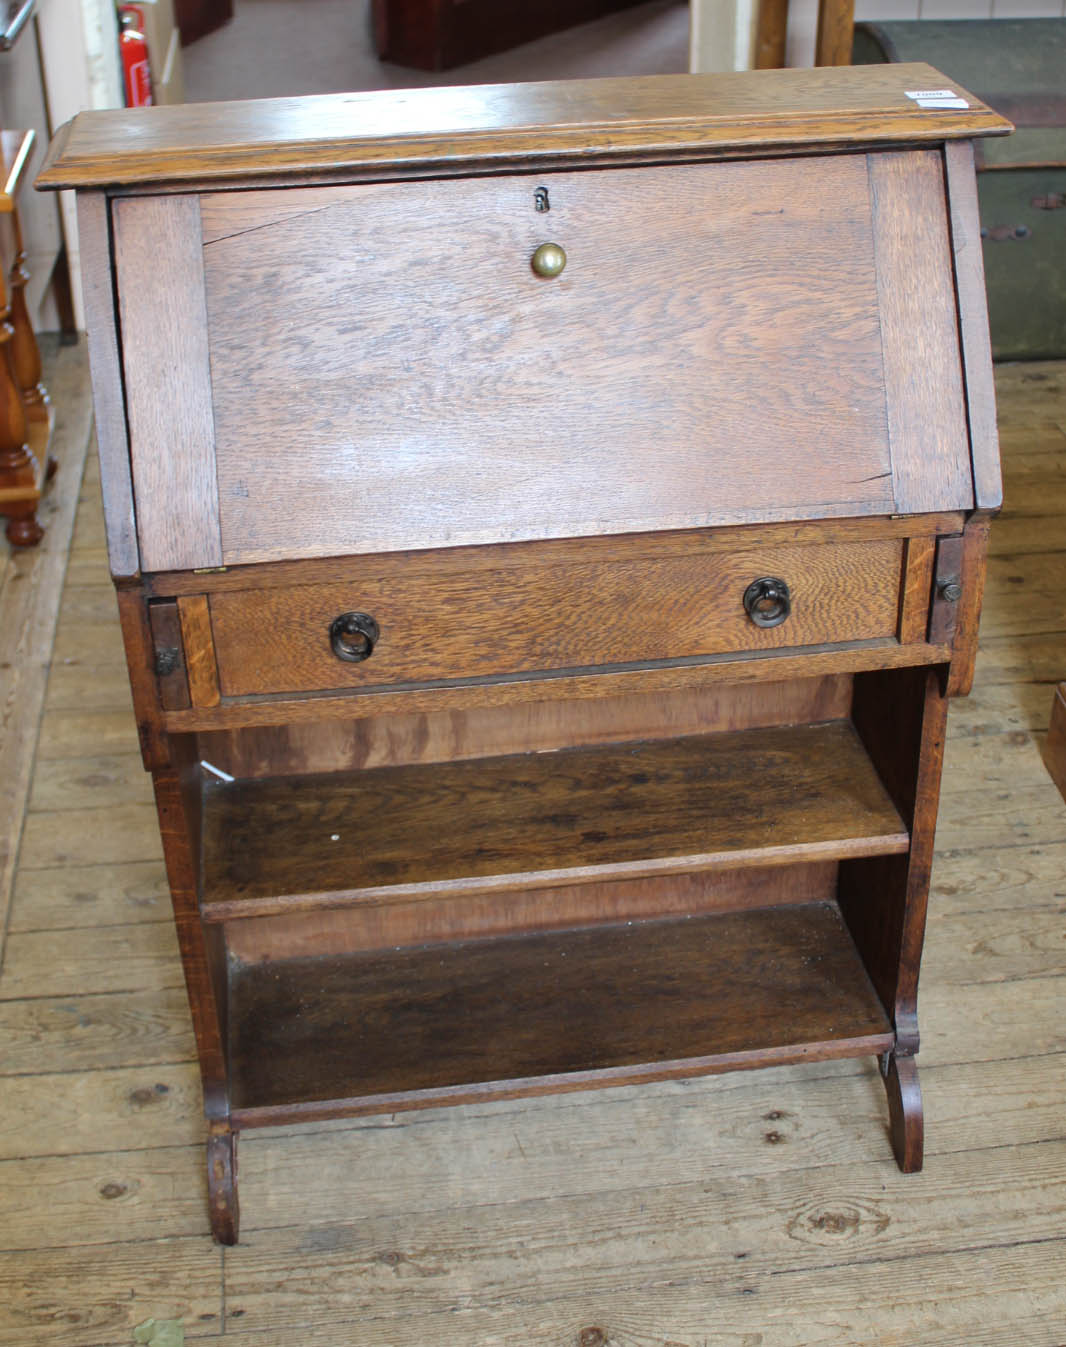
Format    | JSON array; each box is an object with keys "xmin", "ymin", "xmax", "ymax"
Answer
[{"xmin": 531, "ymin": 242, "xmax": 566, "ymax": 278}]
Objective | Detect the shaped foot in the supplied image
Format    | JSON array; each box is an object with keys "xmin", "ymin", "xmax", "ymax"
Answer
[
  {"xmin": 207, "ymin": 1130, "xmax": 240, "ymax": 1245},
  {"xmin": 5, "ymin": 507, "xmax": 44, "ymax": 547},
  {"xmin": 881, "ymin": 1051, "xmax": 923, "ymax": 1173}
]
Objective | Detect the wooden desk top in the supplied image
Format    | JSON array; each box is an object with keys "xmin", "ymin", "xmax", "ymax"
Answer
[{"xmin": 38, "ymin": 64, "xmax": 1011, "ymax": 192}]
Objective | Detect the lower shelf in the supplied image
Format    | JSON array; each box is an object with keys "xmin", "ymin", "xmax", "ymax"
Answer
[
  {"xmin": 201, "ymin": 720, "xmax": 908, "ymax": 920},
  {"xmin": 227, "ymin": 900, "xmax": 893, "ymax": 1125}
]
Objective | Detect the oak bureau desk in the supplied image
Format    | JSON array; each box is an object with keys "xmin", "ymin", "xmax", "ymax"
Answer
[{"xmin": 40, "ymin": 65, "xmax": 1011, "ymax": 1244}]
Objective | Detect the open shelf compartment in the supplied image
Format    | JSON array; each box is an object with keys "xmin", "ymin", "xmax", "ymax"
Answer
[
  {"xmin": 226, "ymin": 901, "xmax": 895, "ymax": 1124},
  {"xmin": 200, "ymin": 719, "xmax": 909, "ymax": 922}
]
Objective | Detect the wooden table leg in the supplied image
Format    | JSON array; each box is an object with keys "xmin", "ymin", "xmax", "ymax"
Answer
[
  {"xmin": 814, "ymin": 0, "xmax": 855, "ymax": 66},
  {"xmin": 8, "ymin": 202, "xmax": 51, "ymax": 428},
  {"xmin": 0, "ymin": 153, "xmax": 54, "ymax": 549},
  {"xmin": 755, "ymin": 0, "xmax": 854, "ymax": 71},
  {"xmin": 755, "ymin": 0, "xmax": 790, "ymax": 69},
  {"xmin": 0, "ymin": 282, "xmax": 44, "ymax": 547}
]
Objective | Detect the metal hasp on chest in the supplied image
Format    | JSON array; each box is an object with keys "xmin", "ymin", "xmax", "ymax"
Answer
[{"xmin": 38, "ymin": 64, "xmax": 1012, "ymax": 1244}]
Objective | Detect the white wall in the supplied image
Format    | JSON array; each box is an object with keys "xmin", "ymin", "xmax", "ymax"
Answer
[
  {"xmin": 36, "ymin": 0, "xmax": 122, "ymax": 327},
  {"xmin": 691, "ymin": 0, "xmax": 761, "ymax": 72}
]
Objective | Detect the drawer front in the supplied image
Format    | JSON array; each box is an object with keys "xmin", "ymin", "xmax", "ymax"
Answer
[
  {"xmin": 208, "ymin": 537, "xmax": 905, "ymax": 698},
  {"xmin": 113, "ymin": 150, "xmax": 972, "ymax": 573}
]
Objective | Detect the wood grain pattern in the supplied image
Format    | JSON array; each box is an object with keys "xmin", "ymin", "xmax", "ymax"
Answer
[
  {"xmin": 203, "ymin": 157, "xmax": 896, "ymax": 564},
  {"xmin": 197, "ymin": 675, "xmax": 853, "ymax": 778},
  {"xmin": 898, "ymin": 535, "xmax": 936, "ymax": 644},
  {"xmin": 946, "ymin": 520, "xmax": 989, "ymax": 698},
  {"xmin": 843, "ymin": 667, "xmax": 947, "ymax": 1043},
  {"xmin": 754, "ymin": 0, "xmax": 789, "ymax": 69},
  {"xmin": 814, "ymin": 0, "xmax": 856, "ymax": 67},
  {"xmin": 113, "ymin": 195, "xmax": 221, "ymax": 573},
  {"xmin": 836, "ymin": 666, "xmax": 924, "ymax": 1024},
  {"xmin": 224, "ymin": 863, "xmax": 839, "ymax": 963},
  {"xmin": 116, "ymin": 589, "xmax": 170, "ymax": 770},
  {"xmin": 164, "ymin": 637, "xmax": 954, "ymax": 735},
  {"xmin": 37, "ymin": 65, "xmax": 1011, "ymax": 191},
  {"xmin": 204, "ymin": 1154, "xmax": 1066, "ymax": 1341},
  {"xmin": 1045, "ymin": 684, "xmax": 1066, "ymax": 804},
  {"xmin": 147, "ymin": 599, "xmax": 190, "ymax": 712},
  {"xmin": 943, "ymin": 140, "xmax": 1002, "ymax": 514},
  {"xmin": 928, "ymin": 534, "xmax": 965, "ymax": 648},
  {"xmin": 178, "ymin": 594, "xmax": 220, "ymax": 708},
  {"xmin": 867, "ymin": 150, "xmax": 973, "ymax": 516},
  {"xmin": 152, "ymin": 743, "xmax": 228, "ymax": 1120},
  {"xmin": 0, "ymin": 340, "xmax": 94, "ymax": 971},
  {"xmin": 0, "ymin": 351, "xmax": 1047, "ymax": 1340},
  {"xmin": 145, "ymin": 512, "xmax": 968, "ymax": 597},
  {"xmin": 75, "ymin": 193, "xmax": 139, "ymax": 580},
  {"xmin": 208, "ymin": 538, "xmax": 904, "ymax": 696},
  {"xmin": 226, "ymin": 903, "xmax": 893, "ymax": 1119},
  {"xmin": 207, "ymin": 1130, "xmax": 239, "ymax": 1245},
  {"xmin": 35, "ymin": 75, "xmax": 1007, "ymax": 1236},
  {"xmin": 200, "ymin": 721, "xmax": 908, "ymax": 921},
  {"xmin": 884, "ymin": 1050, "xmax": 924, "ymax": 1172}
]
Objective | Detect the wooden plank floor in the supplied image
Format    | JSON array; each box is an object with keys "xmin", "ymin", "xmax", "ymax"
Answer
[
  {"xmin": 1, "ymin": 361, "xmax": 1065, "ymax": 1344},
  {"xmin": 0, "ymin": 338, "xmax": 94, "ymax": 963}
]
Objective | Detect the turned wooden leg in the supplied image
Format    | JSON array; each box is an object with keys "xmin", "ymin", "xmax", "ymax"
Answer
[
  {"xmin": 8, "ymin": 204, "xmax": 51, "ymax": 426},
  {"xmin": 754, "ymin": 0, "xmax": 789, "ymax": 68},
  {"xmin": 207, "ymin": 1130, "xmax": 240, "ymax": 1245},
  {"xmin": 5, "ymin": 501, "xmax": 44, "ymax": 547},
  {"xmin": 0, "ymin": 287, "xmax": 44, "ymax": 547},
  {"xmin": 814, "ymin": 0, "xmax": 856, "ymax": 66},
  {"xmin": 880, "ymin": 1051, "xmax": 924, "ymax": 1173}
]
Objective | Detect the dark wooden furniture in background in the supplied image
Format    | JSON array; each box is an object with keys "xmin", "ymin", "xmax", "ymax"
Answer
[
  {"xmin": 1, "ymin": 128, "xmax": 53, "ymax": 546},
  {"xmin": 853, "ymin": 18, "xmax": 1066, "ymax": 362},
  {"xmin": 373, "ymin": 0, "xmax": 650, "ymax": 70},
  {"xmin": 174, "ymin": 0, "xmax": 232, "ymax": 46},
  {"xmin": 40, "ymin": 65, "xmax": 1010, "ymax": 1243}
]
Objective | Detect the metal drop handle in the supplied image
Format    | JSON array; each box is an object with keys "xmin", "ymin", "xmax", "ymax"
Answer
[
  {"xmin": 743, "ymin": 577, "xmax": 791, "ymax": 628},
  {"xmin": 329, "ymin": 612, "xmax": 379, "ymax": 663}
]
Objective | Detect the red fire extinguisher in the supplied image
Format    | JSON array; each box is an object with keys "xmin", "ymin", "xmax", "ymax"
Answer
[{"xmin": 118, "ymin": 6, "xmax": 154, "ymax": 107}]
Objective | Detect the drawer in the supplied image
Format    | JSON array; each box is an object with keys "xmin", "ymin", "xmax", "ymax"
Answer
[
  {"xmin": 207, "ymin": 537, "xmax": 905, "ymax": 698},
  {"xmin": 112, "ymin": 151, "xmax": 973, "ymax": 574}
]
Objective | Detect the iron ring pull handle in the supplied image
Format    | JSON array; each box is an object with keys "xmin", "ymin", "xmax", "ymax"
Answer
[
  {"xmin": 329, "ymin": 612, "xmax": 379, "ymax": 663},
  {"xmin": 743, "ymin": 577, "xmax": 791, "ymax": 628}
]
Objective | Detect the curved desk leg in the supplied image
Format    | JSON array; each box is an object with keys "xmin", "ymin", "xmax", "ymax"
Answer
[
  {"xmin": 207, "ymin": 1130, "xmax": 240, "ymax": 1245},
  {"xmin": 881, "ymin": 1051, "xmax": 924, "ymax": 1173}
]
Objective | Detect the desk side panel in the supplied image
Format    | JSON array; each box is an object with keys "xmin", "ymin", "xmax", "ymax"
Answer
[
  {"xmin": 942, "ymin": 139, "xmax": 1001, "ymax": 513},
  {"xmin": 113, "ymin": 193, "xmax": 223, "ymax": 572},
  {"xmin": 868, "ymin": 149, "xmax": 974, "ymax": 516},
  {"xmin": 76, "ymin": 191, "xmax": 139, "ymax": 579}
]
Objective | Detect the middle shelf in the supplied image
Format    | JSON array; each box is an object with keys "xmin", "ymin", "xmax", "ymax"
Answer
[{"xmin": 199, "ymin": 718, "xmax": 909, "ymax": 921}]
